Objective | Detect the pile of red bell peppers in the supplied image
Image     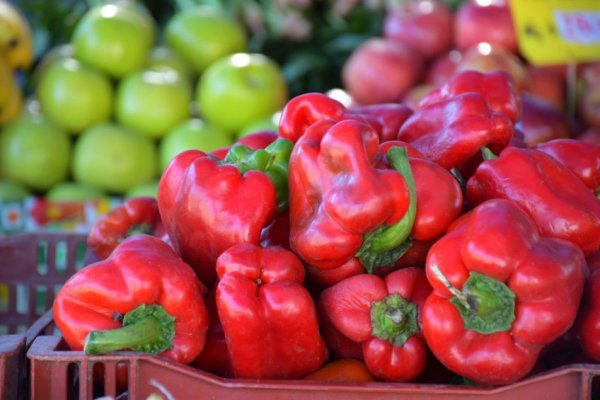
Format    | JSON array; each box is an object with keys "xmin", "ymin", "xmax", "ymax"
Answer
[{"xmin": 53, "ymin": 70, "xmax": 600, "ymax": 387}]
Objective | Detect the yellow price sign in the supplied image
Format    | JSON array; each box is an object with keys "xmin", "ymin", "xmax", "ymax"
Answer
[{"xmin": 509, "ymin": 0, "xmax": 600, "ymax": 65}]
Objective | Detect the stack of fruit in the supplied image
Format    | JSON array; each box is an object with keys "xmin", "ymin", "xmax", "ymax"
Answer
[{"xmin": 0, "ymin": 0, "xmax": 288, "ymax": 205}]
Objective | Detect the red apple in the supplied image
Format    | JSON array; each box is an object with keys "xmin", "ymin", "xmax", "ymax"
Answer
[
  {"xmin": 425, "ymin": 49, "xmax": 462, "ymax": 85},
  {"xmin": 454, "ymin": 0, "xmax": 518, "ymax": 54},
  {"xmin": 517, "ymin": 93, "xmax": 571, "ymax": 146},
  {"xmin": 525, "ymin": 66, "xmax": 566, "ymax": 110},
  {"xmin": 456, "ymin": 43, "xmax": 528, "ymax": 91},
  {"xmin": 383, "ymin": 0, "xmax": 454, "ymax": 60},
  {"xmin": 342, "ymin": 37, "xmax": 425, "ymax": 105},
  {"xmin": 403, "ymin": 83, "xmax": 436, "ymax": 111}
]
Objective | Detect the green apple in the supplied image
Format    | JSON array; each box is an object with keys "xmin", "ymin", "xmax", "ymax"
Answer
[
  {"xmin": 72, "ymin": 2, "xmax": 156, "ymax": 79},
  {"xmin": 0, "ymin": 115, "xmax": 71, "ymax": 192},
  {"xmin": 146, "ymin": 46, "xmax": 195, "ymax": 85},
  {"xmin": 46, "ymin": 182, "xmax": 107, "ymax": 202},
  {"xmin": 237, "ymin": 111, "xmax": 280, "ymax": 139},
  {"xmin": 116, "ymin": 66, "xmax": 192, "ymax": 139},
  {"xmin": 72, "ymin": 123, "xmax": 157, "ymax": 195},
  {"xmin": 0, "ymin": 180, "xmax": 31, "ymax": 201},
  {"xmin": 158, "ymin": 118, "xmax": 233, "ymax": 173},
  {"xmin": 30, "ymin": 43, "xmax": 74, "ymax": 89},
  {"xmin": 125, "ymin": 180, "xmax": 159, "ymax": 198},
  {"xmin": 36, "ymin": 57, "xmax": 114, "ymax": 134},
  {"xmin": 164, "ymin": 6, "xmax": 247, "ymax": 75},
  {"xmin": 197, "ymin": 53, "xmax": 288, "ymax": 133}
]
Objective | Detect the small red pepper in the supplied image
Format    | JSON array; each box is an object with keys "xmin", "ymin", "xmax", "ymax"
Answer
[
  {"xmin": 279, "ymin": 92, "xmax": 346, "ymax": 143},
  {"xmin": 422, "ymin": 199, "xmax": 586, "ymax": 385},
  {"xmin": 418, "ymin": 70, "xmax": 521, "ymax": 123},
  {"xmin": 53, "ymin": 234, "xmax": 209, "ymax": 364},
  {"xmin": 158, "ymin": 138, "xmax": 292, "ymax": 285},
  {"xmin": 467, "ymin": 146, "xmax": 600, "ymax": 255},
  {"xmin": 215, "ymin": 243, "xmax": 329, "ymax": 379},
  {"xmin": 318, "ymin": 267, "xmax": 432, "ymax": 382},
  {"xmin": 289, "ymin": 119, "xmax": 417, "ymax": 276},
  {"xmin": 87, "ymin": 196, "xmax": 163, "ymax": 260},
  {"xmin": 535, "ymin": 138, "xmax": 600, "ymax": 195},
  {"xmin": 397, "ymin": 92, "xmax": 514, "ymax": 170}
]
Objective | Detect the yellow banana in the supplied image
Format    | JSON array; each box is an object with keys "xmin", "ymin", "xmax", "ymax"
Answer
[
  {"xmin": 0, "ymin": 74, "xmax": 23, "ymax": 125},
  {"xmin": 0, "ymin": 1, "xmax": 33, "ymax": 70},
  {"xmin": 0, "ymin": 51, "xmax": 12, "ymax": 110}
]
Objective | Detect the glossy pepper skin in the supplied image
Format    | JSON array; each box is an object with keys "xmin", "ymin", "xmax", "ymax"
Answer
[
  {"xmin": 289, "ymin": 118, "xmax": 417, "ymax": 277},
  {"xmin": 467, "ymin": 146, "xmax": 600, "ymax": 255},
  {"xmin": 158, "ymin": 138, "xmax": 292, "ymax": 285},
  {"xmin": 397, "ymin": 92, "xmax": 514, "ymax": 170},
  {"xmin": 53, "ymin": 234, "xmax": 209, "ymax": 364},
  {"xmin": 422, "ymin": 199, "xmax": 586, "ymax": 385},
  {"xmin": 215, "ymin": 243, "xmax": 329, "ymax": 379},
  {"xmin": 87, "ymin": 196, "xmax": 164, "ymax": 260},
  {"xmin": 319, "ymin": 267, "xmax": 432, "ymax": 382},
  {"xmin": 535, "ymin": 138, "xmax": 600, "ymax": 194},
  {"xmin": 418, "ymin": 70, "xmax": 521, "ymax": 123}
]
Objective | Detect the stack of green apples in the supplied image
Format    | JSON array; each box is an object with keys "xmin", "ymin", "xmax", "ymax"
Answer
[{"xmin": 0, "ymin": 0, "xmax": 288, "ymax": 202}]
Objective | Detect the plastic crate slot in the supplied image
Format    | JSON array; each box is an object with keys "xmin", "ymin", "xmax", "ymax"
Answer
[
  {"xmin": 54, "ymin": 240, "xmax": 68, "ymax": 273},
  {"xmin": 16, "ymin": 325, "xmax": 26, "ymax": 334},
  {"xmin": 67, "ymin": 362, "xmax": 79, "ymax": 400},
  {"xmin": 0, "ymin": 325, "xmax": 7, "ymax": 335},
  {"xmin": 93, "ymin": 362, "xmax": 106, "ymax": 398},
  {"xmin": 16, "ymin": 283, "xmax": 28, "ymax": 315},
  {"xmin": 0, "ymin": 283, "xmax": 8, "ymax": 313},
  {"xmin": 75, "ymin": 241, "xmax": 87, "ymax": 270},
  {"xmin": 36, "ymin": 240, "xmax": 49, "ymax": 276},
  {"xmin": 34, "ymin": 285, "xmax": 48, "ymax": 316}
]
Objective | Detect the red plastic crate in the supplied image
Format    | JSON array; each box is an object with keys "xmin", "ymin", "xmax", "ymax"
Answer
[
  {"xmin": 0, "ymin": 335, "xmax": 26, "ymax": 400},
  {"xmin": 0, "ymin": 232, "xmax": 89, "ymax": 335},
  {"xmin": 23, "ymin": 309, "xmax": 600, "ymax": 400},
  {"xmin": 0, "ymin": 232, "xmax": 90, "ymax": 399}
]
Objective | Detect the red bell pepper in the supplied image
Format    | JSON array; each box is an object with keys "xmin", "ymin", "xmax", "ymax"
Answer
[
  {"xmin": 397, "ymin": 92, "xmax": 514, "ymax": 170},
  {"xmin": 467, "ymin": 146, "xmax": 600, "ymax": 255},
  {"xmin": 345, "ymin": 103, "xmax": 414, "ymax": 142},
  {"xmin": 319, "ymin": 267, "xmax": 432, "ymax": 382},
  {"xmin": 422, "ymin": 199, "xmax": 586, "ymax": 385},
  {"xmin": 289, "ymin": 118, "xmax": 417, "ymax": 276},
  {"xmin": 215, "ymin": 243, "xmax": 329, "ymax": 379},
  {"xmin": 158, "ymin": 138, "xmax": 292, "ymax": 285},
  {"xmin": 53, "ymin": 234, "xmax": 208, "ymax": 364},
  {"xmin": 418, "ymin": 70, "xmax": 521, "ymax": 123},
  {"xmin": 87, "ymin": 196, "xmax": 164, "ymax": 260},
  {"xmin": 535, "ymin": 138, "xmax": 600, "ymax": 195}
]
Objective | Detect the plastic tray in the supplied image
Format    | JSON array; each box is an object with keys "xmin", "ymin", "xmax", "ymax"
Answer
[{"xmin": 0, "ymin": 335, "xmax": 26, "ymax": 400}]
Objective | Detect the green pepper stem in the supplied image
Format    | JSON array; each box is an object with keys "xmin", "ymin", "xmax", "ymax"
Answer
[
  {"xmin": 84, "ymin": 304, "xmax": 175, "ymax": 355},
  {"xmin": 371, "ymin": 293, "xmax": 419, "ymax": 347},
  {"xmin": 481, "ymin": 147, "xmax": 498, "ymax": 160},
  {"xmin": 356, "ymin": 146, "xmax": 417, "ymax": 272},
  {"xmin": 224, "ymin": 139, "xmax": 293, "ymax": 212},
  {"xmin": 430, "ymin": 264, "xmax": 516, "ymax": 335},
  {"xmin": 126, "ymin": 223, "xmax": 154, "ymax": 237}
]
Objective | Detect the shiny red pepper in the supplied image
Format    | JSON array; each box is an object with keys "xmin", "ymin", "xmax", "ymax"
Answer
[
  {"xmin": 345, "ymin": 103, "xmax": 414, "ymax": 142},
  {"xmin": 535, "ymin": 138, "xmax": 600, "ymax": 195},
  {"xmin": 422, "ymin": 199, "xmax": 586, "ymax": 385},
  {"xmin": 418, "ymin": 70, "xmax": 521, "ymax": 123},
  {"xmin": 87, "ymin": 196, "xmax": 163, "ymax": 260},
  {"xmin": 211, "ymin": 130, "xmax": 279, "ymax": 160},
  {"xmin": 289, "ymin": 118, "xmax": 417, "ymax": 277},
  {"xmin": 158, "ymin": 138, "xmax": 292, "ymax": 285},
  {"xmin": 53, "ymin": 234, "xmax": 209, "ymax": 364},
  {"xmin": 467, "ymin": 146, "xmax": 600, "ymax": 255},
  {"xmin": 215, "ymin": 243, "xmax": 329, "ymax": 379},
  {"xmin": 397, "ymin": 92, "xmax": 514, "ymax": 170},
  {"xmin": 318, "ymin": 267, "xmax": 432, "ymax": 382}
]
